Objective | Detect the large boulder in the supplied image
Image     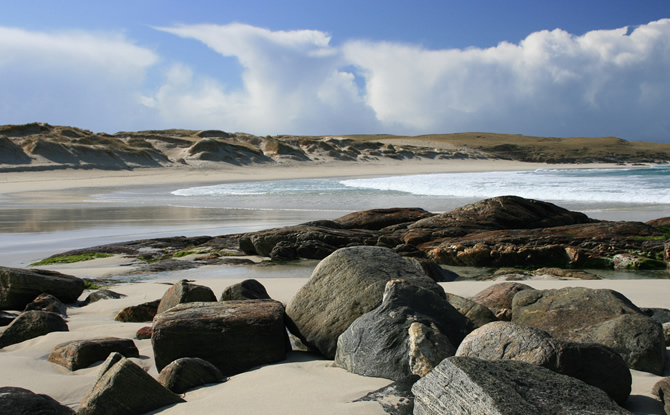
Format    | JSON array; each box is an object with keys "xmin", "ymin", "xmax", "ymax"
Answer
[
  {"xmin": 470, "ymin": 282, "xmax": 533, "ymax": 320},
  {"xmin": 114, "ymin": 299, "xmax": 160, "ymax": 322},
  {"xmin": 0, "ymin": 310, "xmax": 68, "ymax": 349},
  {"xmin": 48, "ymin": 337, "xmax": 139, "ymax": 371},
  {"xmin": 0, "ymin": 386, "xmax": 74, "ymax": 414},
  {"xmin": 412, "ymin": 357, "xmax": 631, "ymax": 415},
  {"xmin": 156, "ymin": 280, "xmax": 216, "ymax": 314},
  {"xmin": 0, "ymin": 266, "xmax": 84, "ymax": 310},
  {"xmin": 152, "ymin": 299, "xmax": 288, "ymax": 374},
  {"xmin": 334, "ymin": 280, "xmax": 472, "ymax": 380},
  {"xmin": 158, "ymin": 357, "xmax": 226, "ymax": 394},
  {"xmin": 219, "ymin": 279, "xmax": 271, "ymax": 301},
  {"xmin": 512, "ymin": 287, "xmax": 666, "ymax": 374},
  {"xmin": 455, "ymin": 321, "xmax": 631, "ymax": 405},
  {"xmin": 285, "ymin": 246, "xmax": 445, "ymax": 359},
  {"xmin": 77, "ymin": 353, "xmax": 184, "ymax": 415}
]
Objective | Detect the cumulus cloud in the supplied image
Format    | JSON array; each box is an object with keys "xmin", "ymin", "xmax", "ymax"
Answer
[
  {"xmin": 1, "ymin": 20, "xmax": 669, "ymax": 140},
  {"xmin": 342, "ymin": 18, "xmax": 670, "ymax": 140},
  {"xmin": 0, "ymin": 27, "xmax": 158, "ymax": 132}
]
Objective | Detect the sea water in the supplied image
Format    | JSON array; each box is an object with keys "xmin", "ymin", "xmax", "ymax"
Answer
[
  {"xmin": 1, "ymin": 165, "xmax": 669, "ymax": 274},
  {"xmin": 159, "ymin": 165, "xmax": 670, "ymax": 220}
]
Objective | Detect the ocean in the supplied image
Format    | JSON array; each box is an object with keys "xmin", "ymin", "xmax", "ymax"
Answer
[{"xmin": 1, "ymin": 165, "xmax": 669, "ymax": 275}]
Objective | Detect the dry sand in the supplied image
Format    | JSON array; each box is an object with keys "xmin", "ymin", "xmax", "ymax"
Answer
[{"xmin": 0, "ymin": 159, "xmax": 668, "ymax": 413}]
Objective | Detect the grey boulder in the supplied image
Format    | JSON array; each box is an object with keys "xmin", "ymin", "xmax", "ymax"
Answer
[
  {"xmin": 0, "ymin": 386, "xmax": 74, "ymax": 415},
  {"xmin": 412, "ymin": 357, "xmax": 631, "ymax": 415},
  {"xmin": 48, "ymin": 337, "xmax": 139, "ymax": 371},
  {"xmin": 158, "ymin": 357, "xmax": 226, "ymax": 394},
  {"xmin": 334, "ymin": 280, "xmax": 472, "ymax": 380},
  {"xmin": 286, "ymin": 246, "xmax": 444, "ymax": 358},
  {"xmin": 157, "ymin": 280, "xmax": 217, "ymax": 314},
  {"xmin": 0, "ymin": 266, "xmax": 84, "ymax": 310},
  {"xmin": 0, "ymin": 310, "xmax": 68, "ymax": 349}
]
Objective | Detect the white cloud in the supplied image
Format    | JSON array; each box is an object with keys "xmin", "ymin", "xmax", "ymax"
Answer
[
  {"xmin": 1, "ymin": 20, "xmax": 669, "ymax": 140},
  {"xmin": 0, "ymin": 27, "xmax": 158, "ymax": 132}
]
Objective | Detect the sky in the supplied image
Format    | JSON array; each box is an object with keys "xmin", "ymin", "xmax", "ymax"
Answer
[{"xmin": 1, "ymin": 1, "xmax": 669, "ymax": 142}]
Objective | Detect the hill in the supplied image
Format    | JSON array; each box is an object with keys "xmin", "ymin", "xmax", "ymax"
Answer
[{"xmin": 1, "ymin": 123, "xmax": 668, "ymax": 172}]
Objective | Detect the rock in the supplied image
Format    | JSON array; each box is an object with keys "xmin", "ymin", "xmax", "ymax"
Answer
[
  {"xmin": 444, "ymin": 293, "xmax": 498, "ymax": 328},
  {"xmin": 642, "ymin": 307, "xmax": 670, "ymax": 324},
  {"xmin": 48, "ymin": 337, "xmax": 139, "ymax": 371},
  {"xmin": 0, "ymin": 386, "xmax": 74, "ymax": 414},
  {"xmin": 269, "ymin": 241, "xmax": 298, "ymax": 261},
  {"xmin": 152, "ymin": 300, "xmax": 287, "ymax": 374},
  {"xmin": 136, "ymin": 326, "xmax": 152, "ymax": 340},
  {"xmin": 406, "ymin": 257, "xmax": 459, "ymax": 282},
  {"xmin": 77, "ymin": 352, "xmax": 184, "ymax": 415},
  {"xmin": 512, "ymin": 287, "xmax": 666, "ymax": 374},
  {"xmin": 354, "ymin": 375, "xmax": 420, "ymax": 415},
  {"xmin": 470, "ymin": 282, "xmax": 533, "ymax": 320},
  {"xmin": 424, "ymin": 220, "xmax": 665, "ymax": 269},
  {"xmin": 156, "ymin": 280, "xmax": 216, "ymax": 314},
  {"xmin": 0, "ymin": 266, "xmax": 84, "ymax": 310},
  {"xmin": 664, "ymin": 323, "xmax": 670, "ymax": 346},
  {"xmin": 114, "ymin": 299, "xmax": 160, "ymax": 322},
  {"xmin": 285, "ymin": 246, "xmax": 445, "ymax": 359},
  {"xmin": 334, "ymin": 280, "xmax": 472, "ymax": 380},
  {"xmin": 219, "ymin": 279, "xmax": 271, "ymax": 301},
  {"xmin": 24, "ymin": 293, "xmax": 67, "ymax": 316},
  {"xmin": 158, "ymin": 357, "xmax": 226, "ymax": 394},
  {"xmin": 0, "ymin": 310, "xmax": 16, "ymax": 326},
  {"xmin": 83, "ymin": 290, "xmax": 126, "ymax": 305},
  {"xmin": 333, "ymin": 208, "xmax": 434, "ymax": 230},
  {"xmin": 0, "ymin": 310, "xmax": 68, "ymax": 349},
  {"xmin": 409, "ymin": 196, "xmax": 593, "ymax": 236},
  {"xmin": 295, "ymin": 239, "xmax": 338, "ymax": 259},
  {"xmin": 652, "ymin": 377, "xmax": 670, "ymax": 415},
  {"xmin": 239, "ymin": 224, "xmax": 376, "ymax": 257},
  {"xmin": 455, "ymin": 321, "xmax": 631, "ymax": 405},
  {"xmin": 412, "ymin": 357, "xmax": 631, "ymax": 415},
  {"xmin": 588, "ymin": 313, "xmax": 667, "ymax": 375}
]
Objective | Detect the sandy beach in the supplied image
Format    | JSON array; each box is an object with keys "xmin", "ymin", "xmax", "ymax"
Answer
[{"xmin": 1, "ymin": 159, "xmax": 669, "ymax": 413}]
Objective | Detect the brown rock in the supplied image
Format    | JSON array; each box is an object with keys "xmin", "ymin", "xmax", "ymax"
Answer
[
  {"xmin": 0, "ymin": 266, "xmax": 84, "ymax": 310},
  {"xmin": 0, "ymin": 310, "xmax": 68, "ymax": 349},
  {"xmin": 152, "ymin": 300, "xmax": 288, "ymax": 374},
  {"xmin": 48, "ymin": 337, "xmax": 139, "ymax": 371},
  {"xmin": 158, "ymin": 357, "xmax": 226, "ymax": 394},
  {"xmin": 157, "ymin": 280, "xmax": 216, "ymax": 314},
  {"xmin": 470, "ymin": 282, "xmax": 533, "ymax": 321},
  {"xmin": 114, "ymin": 299, "xmax": 160, "ymax": 322}
]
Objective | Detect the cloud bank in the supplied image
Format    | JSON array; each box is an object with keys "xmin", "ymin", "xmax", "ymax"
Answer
[{"xmin": 1, "ymin": 20, "xmax": 669, "ymax": 141}]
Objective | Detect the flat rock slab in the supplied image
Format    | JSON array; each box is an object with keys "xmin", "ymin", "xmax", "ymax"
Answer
[
  {"xmin": 0, "ymin": 266, "xmax": 84, "ymax": 310},
  {"xmin": 412, "ymin": 357, "xmax": 631, "ymax": 415},
  {"xmin": 152, "ymin": 299, "xmax": 288, "ymax": 375},
  {"xmin": 48, "ymin": 337, "xmax": 139, "ymax": 371}
]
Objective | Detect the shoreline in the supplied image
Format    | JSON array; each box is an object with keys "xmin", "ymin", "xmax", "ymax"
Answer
[{"xmin": 0, "ymin": 159, "xmax": 637, "ymax": 204}]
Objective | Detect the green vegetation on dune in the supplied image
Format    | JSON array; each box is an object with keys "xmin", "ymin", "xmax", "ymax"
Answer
[{"xmin": 30, "ymin": 253, "xmax": 113, "ymax": 267}]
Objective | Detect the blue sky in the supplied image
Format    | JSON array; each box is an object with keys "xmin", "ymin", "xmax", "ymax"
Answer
[{"xmin": 1, "ymin": 1, "xmax": 669, "ymax": 142}]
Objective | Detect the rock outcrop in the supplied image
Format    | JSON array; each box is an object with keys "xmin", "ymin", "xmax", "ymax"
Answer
[
  {"xmin": 0, "ymin": 266, "xmax": 84, "ymax": 310},
  {"xmin": 152, "ymin": 300, "xmax": 288, "ymax": 374},
  {"xmin": 412, "ymin": 357, "xmax": 631, "ymax": 415},
  {"xmin": 470, "ymin": 282, "xmax": 534, "ymax": 321},
  {"xmin": 285, "ymin": 246, "xmax": 445, "ymax": 359}
]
